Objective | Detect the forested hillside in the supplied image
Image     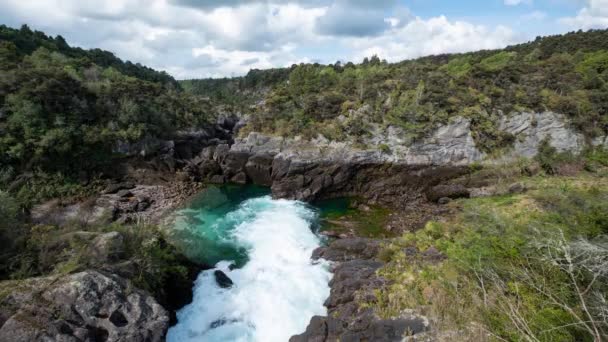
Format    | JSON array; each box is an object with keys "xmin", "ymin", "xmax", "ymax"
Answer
[
  {"xmin": 0, "ymin": 25, "xmax": 214, "ymax": 204},
  {"xmin": 185, "ymin": 29, "xmax": 608, "ymax": 152}
]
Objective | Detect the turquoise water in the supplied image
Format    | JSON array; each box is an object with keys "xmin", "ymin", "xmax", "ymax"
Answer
[
  {"xmin": 169, "ymin": 185, "xmax": 270, "ymax": 267},
  {"xmin": 167, "ymin": 185, "xmax": 333, "ymax": 342}
]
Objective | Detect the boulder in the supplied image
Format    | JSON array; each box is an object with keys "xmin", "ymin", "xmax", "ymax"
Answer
[
  {"xmin": 426, "ymin": 184, "xmax": 470, "ymax": 202},
  {"xmin": 116, "ymin": 189, "xmax": 133, "ymax": 198},
  {"xmin": 103, "ymin": 182, "xmax": 135, "ymax": 194},
  {"xmin": 231, "ymin": 172, "xmax": 248, "ymax": 185},
  {"xmin": 438, "ymin": 197, "xmax": 452, "ymax": 205},
  {"xmin": 0, "ymin": 271, "xmax": 169, "ymax": 342},
  {"xmin": 214, "ymin": 270, "xmax": 234, "ymax": 288},
  {"xmin": 221, "ymin": 151, "xmax": 250, "ymax": 177}
]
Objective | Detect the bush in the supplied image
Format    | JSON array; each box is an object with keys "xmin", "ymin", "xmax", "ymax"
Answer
[
  {"xmin": 535, "ymin": 137, "xmax": 579, "ymax": 175},
  {"xmin": 0, "ymin": 191, "xmax": 22, "ymax": 277}
]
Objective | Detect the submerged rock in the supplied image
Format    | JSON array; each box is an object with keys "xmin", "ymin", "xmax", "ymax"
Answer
[{"xmin": 214, "ymin": 270, "xmax": 234, "ymax": 288}]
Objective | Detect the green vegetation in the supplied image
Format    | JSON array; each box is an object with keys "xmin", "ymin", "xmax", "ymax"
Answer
[
  {"xmin": 317, "ymin": 198, "xmax": 395, "ymax": 238},
  {"xmin": 0, "ymin": 24, "xmax": 214, "ymax": 205},
  {"xmin": 0, "ymin": 24, "xmax": 177, "ymax": 86},
  {"xmin": 185, "ymin": 29, "xmax": 608, "ymax": 152},
  {"xmin": 374, "ymin": 163, "xmax": 608, "ymax": 341},
  {"xmin": 1, "ymin": 200, "xmax": 191, "ymax": 302}
]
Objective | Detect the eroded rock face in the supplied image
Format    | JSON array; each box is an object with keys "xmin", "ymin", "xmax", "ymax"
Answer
[
  {"xmin": 291, "ymin": 238, "xmax": 430, "ymax": 342},
  {"xmin": 499, "ymin": 111, "xmax": 585, "ymax": 159},
  {"xmin": 0, "ymin": 271, "xmax": 169, "ymax": 342},
  {"xmin": 404, "ymin": 116, "xmax": 485, "ymax": 166},
  {"xmin": 189, "ymin": 132, "xmax": 469, "ymax": 203}
]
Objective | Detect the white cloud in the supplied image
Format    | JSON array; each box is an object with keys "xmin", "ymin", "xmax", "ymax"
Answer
[
  {"xmin": 0, "ymin": 0, "xmax": 520, "ymax": 78},
  {"xmin": 522, "ymin": 10, "xmax": 547, "ymax": 21},
  {"xmin": 504, "ymin": 0, "xmax": 532, "ymax": 6},
  {"xmin": 560, "ymin": 0, "xmax": 608, "ymax": 29},
  {"xmin": 348, "ymin": 16, "xmax": 516, "ymax": 63}
]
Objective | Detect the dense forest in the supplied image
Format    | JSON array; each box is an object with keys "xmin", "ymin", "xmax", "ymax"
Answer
[
  {"xmin": 185, "ymin": 29, "xmax": 608, "ymax": 152},
  {"xmin": 0, "ymin": 24, "xmax": 214, "ymax": 204}
]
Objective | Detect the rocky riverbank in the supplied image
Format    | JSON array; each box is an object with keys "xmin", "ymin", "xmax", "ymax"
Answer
[{"xmin": 291, "ymin": 238, "xmax": 431, "ymax": 341}]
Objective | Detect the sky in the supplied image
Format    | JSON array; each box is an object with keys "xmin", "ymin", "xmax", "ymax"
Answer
[{"xmin": 1, "ymin": 0, "xmax": 607, "ymax": 79}]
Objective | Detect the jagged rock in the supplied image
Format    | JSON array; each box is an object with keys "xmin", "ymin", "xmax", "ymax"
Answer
[
  {"xmin": 426, "ymin": 184, "xmax": 469, "ymax": 202},
  {"xmin": 245, "ymin": 153, "xmax": 274, "ymax": 186},
  {"xmin": 230, "ymin": 172, "xmax": 248, "ymax": 184},
  {"xmin": 438, "ymin": 197, "xmax": 452, "ymax": 205},
  {"xmin": 213, "ymin": 144, "xmax": 230, "ymax": 163},
  {"xmin": 294, "ymin": 238, "xmax": 429, "ymax": 341},
  {"xmin": 136, "ymin": 197, "xmax": 151, "ymax": 211},
  {"xmin": 221, "ymin": 151, "xmax": 250, "ymax": 178},
  {"xmin": 0, "ymin": 271, "xmax": 169, "ymax": 342},
  {"xmin": 214, "ymin": 270, "xmax": 234, "ymax": 288},
  {"xmin": 103, "ymin": 182, "xmax": 135, "ymax": 194},
  {"xmin": 499, "ymin": 112, "xmax": 585, "ymax": 159},
  {"xmin": 325, "ymin": 259, "xmax": 384, "ymax": 308},
  {"xmin": 116, "ymin": 189, "xmax": 133, "ymax": 198},
  {"xmin": 405, "ymin": 116, "xmax": 485, "ymax": 165},
  {"xmin": 313, "ymin": 238, "xmax": 382, "ymax": 262}
]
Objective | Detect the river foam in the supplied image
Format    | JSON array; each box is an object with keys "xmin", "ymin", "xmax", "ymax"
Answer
[{"xmin": 167, "ymin": 196, "xmax": 331, "ymax": 342}]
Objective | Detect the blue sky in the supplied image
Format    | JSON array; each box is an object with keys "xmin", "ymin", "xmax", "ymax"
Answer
[{"xmin": 0, "ymin": 0, "xmax": 606, "ymax": 79}]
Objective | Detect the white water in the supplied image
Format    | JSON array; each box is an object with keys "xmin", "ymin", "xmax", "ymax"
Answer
[{"xmin": 166, "ymin": 196, "xmax": 332, "ymax": 342}]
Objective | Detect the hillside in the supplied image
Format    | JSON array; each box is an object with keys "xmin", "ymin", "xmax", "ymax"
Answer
[
  {"xmin": 185, "ymin": 29, "xmax": 608, "ymax": 153},
  {"xmin": 0, "ymin": 24, "xmax": 215, "ymax": 205}
]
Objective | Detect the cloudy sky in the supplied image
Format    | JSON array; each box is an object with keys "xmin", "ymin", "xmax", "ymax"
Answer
[{"xmin": 1, "ymin": 0, "xmax": 607, "ymax": 79}]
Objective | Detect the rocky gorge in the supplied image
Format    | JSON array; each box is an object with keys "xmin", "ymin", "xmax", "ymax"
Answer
[{"xmin": 2, "ymin": 108, "xmax": 605, "ymax": 342}]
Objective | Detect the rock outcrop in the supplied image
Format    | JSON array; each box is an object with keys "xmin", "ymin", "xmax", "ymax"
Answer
[
  {"xmin": 498, "ymin": 111, "xmax": 586, "ymax": 159},
  {"xmin": 175, "ymin": 111, "xmax": 593, "ymax": 204},
  {"xmin": 0, "ymin": 271, "xmax": 169, "ymax": 342},
  {"xmin": 291, "ymin": 238, "xmax": 430, "ymax": 342}
]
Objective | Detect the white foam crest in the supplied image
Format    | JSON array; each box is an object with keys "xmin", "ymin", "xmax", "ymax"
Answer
[{"xmin": 167, "ymin": 196, "xmax": 331, "ymax": 342}]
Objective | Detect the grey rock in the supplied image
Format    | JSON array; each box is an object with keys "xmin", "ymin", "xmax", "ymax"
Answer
[
  {"xmin": 209, "ymin": 175, "xmax": 226, "ymax": 184},
  {"xmin": 499, "ymin": 112, "xmax": 585, "ymax": 159},
  {"xmin": 437, "ymin": 197, "xmax": 452, "ymax": 205},
  {"xmin": 426, "ymin": 184, "xmax": 469, "ymax": 202},
  {"xmin": 405, "ymin": 117, "xmax": 485, "ymax": 166},
  {"xmin": 230, "ymin": 172, "xmax": 248, "ymax": 184},
  {"xmin": 245, "ymin": 154, "xmax": 274, "ymax": 186},
  {"xmin": 293, "ymin": 238, "xmax": 430, "ymax": 342},
  {"xmin": 313, "ymin": 238, "xmax": 382, "ymax": 262},
  {"xmin": 214, "ymin": 270, "xmax": 234, "ymax": 288},
  {"xmin": 0, "ymin": 271, "xmax": 169, "ymax": 342},
  {"xmin": 103, "ymin": 182, "xmax": 135, "ymax": 194},
  {"xmin": 116, "ymin": 189, "xmax": 133, "ymax": 198}
]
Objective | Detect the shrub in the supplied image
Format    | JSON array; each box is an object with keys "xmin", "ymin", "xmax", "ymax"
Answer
[{"xmin": 478, "ymin": 51, "xmax": 517, "ymax": 72}]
